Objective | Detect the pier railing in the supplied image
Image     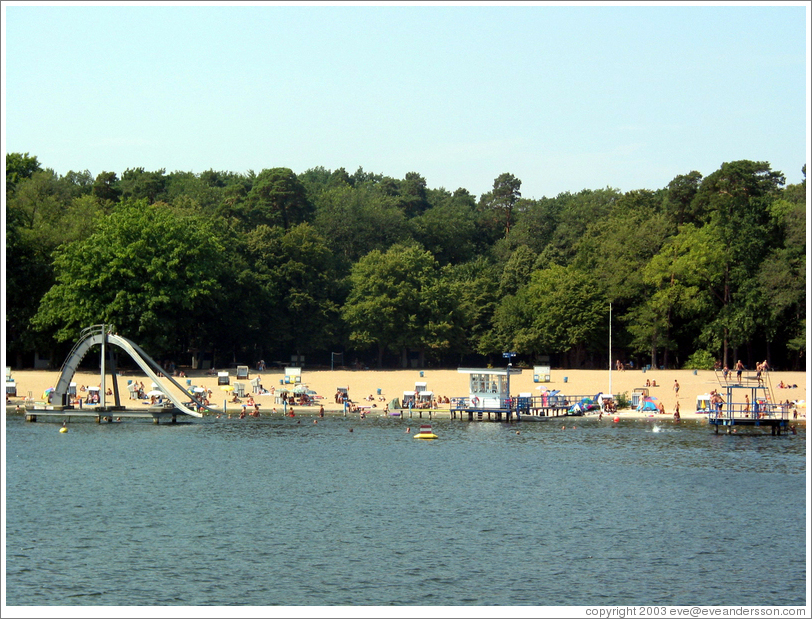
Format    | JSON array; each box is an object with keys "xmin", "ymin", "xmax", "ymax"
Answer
[{"xmin": 450, "ymin": 393, "xmax": 601, "ymax": 414}]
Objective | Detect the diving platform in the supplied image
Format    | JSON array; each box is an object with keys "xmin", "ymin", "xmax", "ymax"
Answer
[
  {"xmin": 709, "ymin": 414, "xmax": 791, "ymax": 435},
  {"xmin": 25, "ymin": 407, "xmax": 190, "ymax": 425},
  {"xmin": 707, "ymin": 374, "xmax": 790, "ymax": 434},
  {"xmin": 24, "ymin": 403, "xmax": 194, "ymax": 424}
]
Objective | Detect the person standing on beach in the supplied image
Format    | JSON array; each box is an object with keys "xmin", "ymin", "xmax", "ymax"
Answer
[
  {"xmin": 674, "ymin": 402, "xmax": 680, "ymax": 421},
  {"xmin": 735, "ymin": 360, "xmax": 744, "ymax": 382},
  {"xmin": 673, "ymin": 380, "xmax": 680, "ymax": 398}
]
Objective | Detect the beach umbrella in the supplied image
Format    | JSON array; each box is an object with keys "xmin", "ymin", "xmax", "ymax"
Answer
[
  {"xmin": 293, "ymin": 385, "xmax": 309, "ymax": 394},
  {"xmin": 147, "ymin": 390, "xmax": 163, "ymax": 397},
  {"xmin": 193, "ymin": 387, "xmax": 206, "ymax": 393},
  {"xmin": 220, "ymin": 385, "xmax": 234, "ymax": 392},
  {"xmin": 42, "ymin": 387, "xmax": 54, "ymax": 400},
  {"xmin": 87, "ymin": 386, "xmax": 100, "ymax": 391}
]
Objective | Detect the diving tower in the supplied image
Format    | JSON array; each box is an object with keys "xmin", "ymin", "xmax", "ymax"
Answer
[{"xmin": 708, "ymin": 366, "xmax": 789, "ymax": 434}]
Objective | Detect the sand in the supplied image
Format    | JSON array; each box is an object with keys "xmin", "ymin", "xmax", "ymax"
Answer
[{"xmin": 4, "ymin": 365, "xmax": 807, "ymax": 421}]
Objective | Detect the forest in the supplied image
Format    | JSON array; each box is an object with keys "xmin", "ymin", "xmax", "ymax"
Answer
[{"xmin": 5, "ymin": 153, "xmax": 807, "ymax": 371}]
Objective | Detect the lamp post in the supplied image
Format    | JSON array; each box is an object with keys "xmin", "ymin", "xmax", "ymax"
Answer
[
  {"xmin": 503, "ymin": 351, "xmax": 516, "ymax": 412},
  {"xmin": 609, "ymin": 302, "xmax": 613, "ymax": 397}
]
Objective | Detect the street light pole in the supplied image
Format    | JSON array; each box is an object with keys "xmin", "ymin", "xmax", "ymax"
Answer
[
  {"xmin": 609, "ymin": 302, "xmax": 613, "ymax": 397},
  {"xmin": 503, "ymin": 351, "xmax": 516, "ymax": 413}
]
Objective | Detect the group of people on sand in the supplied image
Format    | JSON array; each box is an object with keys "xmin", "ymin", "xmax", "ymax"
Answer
[{"xmin": 777, "ymin": 381, "xmax": 799, "ymax": 389}]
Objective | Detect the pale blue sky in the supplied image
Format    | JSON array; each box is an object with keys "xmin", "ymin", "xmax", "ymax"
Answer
[{"xmin": 3, "ymin": 2, "xmax": 809, "ymax": 199}]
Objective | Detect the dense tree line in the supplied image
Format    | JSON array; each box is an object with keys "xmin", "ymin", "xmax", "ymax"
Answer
[{"xmin": 5, "ymin": 153, "xmax": 807, "ymax": 371}]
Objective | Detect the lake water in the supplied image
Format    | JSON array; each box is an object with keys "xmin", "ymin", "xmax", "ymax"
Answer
[{"xmin": 4, "ymin": 413, "xmax": 807, "ymax": 607}]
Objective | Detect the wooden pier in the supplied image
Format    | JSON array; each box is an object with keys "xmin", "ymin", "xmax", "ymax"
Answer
[{"xmin": 449, "ymin": 402, "xmax": 573, "ymax": 422}]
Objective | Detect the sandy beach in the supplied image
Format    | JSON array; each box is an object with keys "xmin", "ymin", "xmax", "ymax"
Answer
[{"xmin": 5, "ymin": 365, "xmax": 807, "ymax": 421}]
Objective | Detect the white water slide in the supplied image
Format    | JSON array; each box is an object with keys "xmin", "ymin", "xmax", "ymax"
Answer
[{"xmin": 52, "ymin": 325, "xmax": 203, "ymax": 417}]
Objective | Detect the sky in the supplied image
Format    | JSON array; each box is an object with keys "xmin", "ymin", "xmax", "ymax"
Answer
[{"xmin": 2, "ymin": 2, "xmax": 809, "ymax": 201}]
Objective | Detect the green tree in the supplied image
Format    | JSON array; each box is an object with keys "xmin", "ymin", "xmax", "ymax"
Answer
[
  {"xmin": 313, "ymin": 184, "xmax": 407, "ymax": 264},
  {"xmin": 6, "ymin": 170, "xmax": 112, "ymax": 364},
  {"xmin": 342, "ymin": 244, "xmax": 440, "ymax": 367},
  {"xmin": 119, "ymin": 167, "xmax": 167, "ymax": 203},
  {"xmin": 410, "ymin": 187, "xmax": 480, "ymax": 265},
  {"xmin": 508, "ymin": 196, "xmax": 561, "ymax": 255},
  {"xmin": 398, "ymin": 171, "xmax": 430, "ymax": 218},
  {"xmin": 275, "ymin": 223, "xmax": 341, "ymax": 356},
  {"xmin": 32, "ymin": 199, "xmax": 232, "ymax": 356},
  {"xmin": 664, "ymin": 171, "xmax": 703, "ymax": 225},
  {"xmin": 574, "ymin": 189, "xmax": 672, "ymax": 305},
  {"xmin": 164, "ymin": 170, "xmax": 226, "ymax": 213},
  {"xmin": 541, "ymin": 188, "xmax": 621, "ymax": 265},
  {"xmin": 92, "ymin": 171, "xmax": 121, "ymax": 204},
  {"xmin": 491, "ymin": 264, "xmax": 605, "ymax": 365},
  {"xmin": 442, "ymin": 257, "xmax": 502, "ymax": 359},
  {"xmin": 498, "ymin": 245, "xmax": 537, "ymax": 297},
  {"xmin": 239, "ymin": 167, "xmax": 313, "ymax": 231},
  {"xmin": 755, "ymin": 192, "xmax": 806, "ymax": 367},
  {"xmin": 6, "ymin": 152, "xmax": 41, "ymax": 193},
  {"xmin": 691, "ymin": 160, "xmax": 784, "ymax": 365},
  {"xmin": 627, "ymin": 224, "xmax": 722, "ymax": 368},
  {"xmin": 480, "ymin": 172, "xmax": 522, "ymax": 237}
]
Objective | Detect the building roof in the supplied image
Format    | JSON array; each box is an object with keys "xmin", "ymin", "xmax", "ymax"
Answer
[{"xmin": 457, "ymin": 367, "xmax": 523, "ymax": 376}]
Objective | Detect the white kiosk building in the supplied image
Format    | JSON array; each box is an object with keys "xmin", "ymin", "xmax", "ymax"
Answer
[{"xmin": 456, "ymin": 367, "xmax": 523, "ymax": 412}]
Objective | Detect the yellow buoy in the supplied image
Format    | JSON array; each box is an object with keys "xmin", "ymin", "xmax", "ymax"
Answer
[
  {"xmin": 59, "ymin": 427, "xmax": 68, "ymax": 433},
  {"xmin": 414, "ymin": 424, "xmax": 437, "ymax": 439}
]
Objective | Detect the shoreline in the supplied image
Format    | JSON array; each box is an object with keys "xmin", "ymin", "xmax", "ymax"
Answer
[{"xmin": 5, "ymin": 367, "xmax": 807, "ymax": 423}]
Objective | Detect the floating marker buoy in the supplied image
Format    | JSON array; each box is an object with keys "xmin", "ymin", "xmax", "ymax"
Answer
[
  {"xmin": 414, "ymin": 424, "xmax": 437, "ymax": 439},
  {"xmin": 59, "ymin": 427, "xmax": 68, "ymax": 433},
  {"xmin": 613, "ymin": 416, "xmax": 620, "ymax": 423}
]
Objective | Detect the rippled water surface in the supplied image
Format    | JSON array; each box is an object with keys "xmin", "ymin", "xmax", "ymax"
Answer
[{"xmin": 5, "ymin": 414, "xmax": 806, "ymax": 606}]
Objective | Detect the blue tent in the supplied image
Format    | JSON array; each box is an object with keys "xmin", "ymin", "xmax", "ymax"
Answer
[
  {"xmin": 569, "ymin": 397, "xmax": 599, "ymax": 415},
  {"xmin": 637, "ymin": 396, "xmax": 658, "ymax": 412}
]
